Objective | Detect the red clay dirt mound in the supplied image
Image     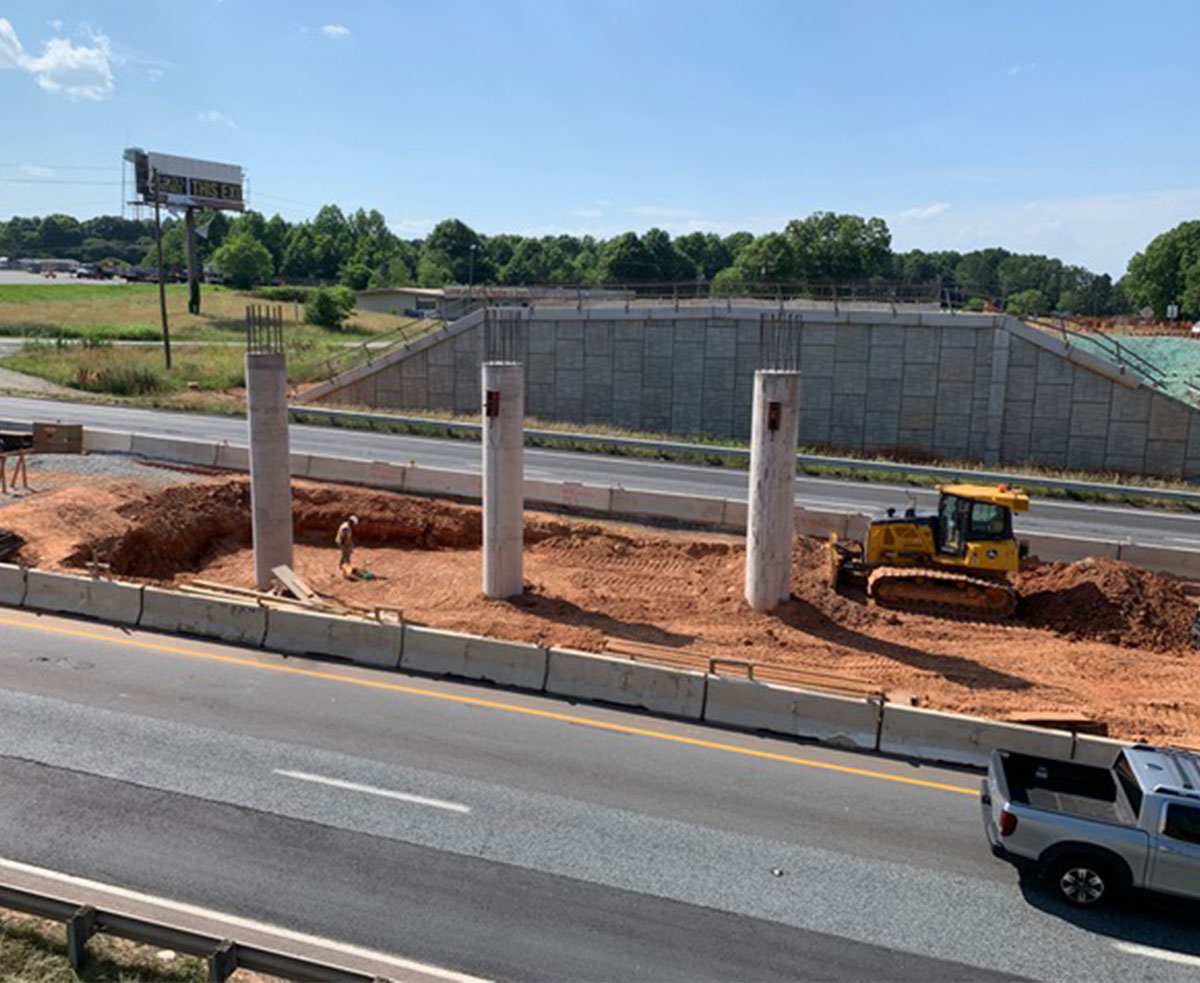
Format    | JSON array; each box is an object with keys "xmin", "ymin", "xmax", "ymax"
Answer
[
  {"xmin": 1016, "ymin": 557, "xmax": 1195, "ymax": 652},
  {"xmin": 22, "ymin": 477, "xmax": 492, "ymax": 579}
]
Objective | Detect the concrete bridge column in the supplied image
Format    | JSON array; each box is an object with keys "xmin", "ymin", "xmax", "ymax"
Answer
[
  {"xmin": 745, "ymin": 370, "xmax": 801, "ymax": 612},
  {"xmin": 246, "ymin": 351, "xmax": 294, "ymax": 590},
  {"xmin": 482, "ymin": 361, "xmax": 525, "ymax": 598}
]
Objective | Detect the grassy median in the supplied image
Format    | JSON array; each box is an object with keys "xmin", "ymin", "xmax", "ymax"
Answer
[{"xmin": 0, "ymin": 908, "xmax": 209, "ymax": 982}]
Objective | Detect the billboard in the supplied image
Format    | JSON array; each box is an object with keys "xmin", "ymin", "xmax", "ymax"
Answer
[{"xmin": 124, "ymin": 148, "xmax": 244, "ymax": 211}]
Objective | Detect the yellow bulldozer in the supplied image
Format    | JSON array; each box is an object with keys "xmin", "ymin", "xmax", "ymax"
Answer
[{"xmin": 828, "ymin": 483, "xmax": 1030, "ymax": 618}]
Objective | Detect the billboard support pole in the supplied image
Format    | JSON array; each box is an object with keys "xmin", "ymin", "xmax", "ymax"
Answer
[
  {"xmin": 186, "ymin": 206, "xmax": 200, "ymax": 316},
  {"xmin": 152, "ymin": 169, "xmax": 172, "ymax": 370}
]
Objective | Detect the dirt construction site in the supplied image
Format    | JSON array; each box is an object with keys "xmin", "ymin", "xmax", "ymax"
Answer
[{"xmin": 3, "ymin": 454, "xmax": 1198, "ymax": 749}]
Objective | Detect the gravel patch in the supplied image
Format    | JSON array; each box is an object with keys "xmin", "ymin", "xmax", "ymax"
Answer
[
  {"xmin": 22, "ymin": 452, "xmax": 214, "ymax": 488},
  {"xmin": 0, "ymin": 366, "xmax": 73, "ymax": 395}
]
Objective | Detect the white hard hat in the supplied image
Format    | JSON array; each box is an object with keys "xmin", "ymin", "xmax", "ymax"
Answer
[{"xmin": 349, "ymin": 515, "xmax": 359, "ymax": 524}]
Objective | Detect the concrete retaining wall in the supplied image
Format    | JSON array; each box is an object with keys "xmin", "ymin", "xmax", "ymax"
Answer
[
  {"xmin": 878, "ymin": 703, "xmax": 1075, "ymax": 767},
  {"xmin": 703, "ymin": 676, "xmax": 882, "ymax": 749},
  {"xmin": 140, "ymin": 587, "xmax": 267, "ymax": 646},
  {"xmin": 544, "ymin": 647, "xmax": 707, "ymax": 719},
  {"xmin": 301, "ymin": 307, "xmax": 1200, "ymax": 478},
  {"xmin": 23, "ymin": 570, "xmax": 143, "ymax": 625},
  {"xmin": 0, "ymin": 564, "xmax": 26, "ymax": 606},
  {"xmin": 265, "ymin": 607, "xmax": 403, "ymax": 669},
  {"xmin": 402, "ymin": 625, "xmax": 548, "ymax": 690}
]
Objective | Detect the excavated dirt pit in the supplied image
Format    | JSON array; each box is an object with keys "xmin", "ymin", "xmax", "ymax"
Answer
[{"xmin": 3, "ymin": 472, "xmax": 1198, "ymax": 748}]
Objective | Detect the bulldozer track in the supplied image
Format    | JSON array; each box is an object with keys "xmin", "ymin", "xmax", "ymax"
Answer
[{"xmin": 867, "ymin": 566, "xmax": 1018, "ymax": 621}]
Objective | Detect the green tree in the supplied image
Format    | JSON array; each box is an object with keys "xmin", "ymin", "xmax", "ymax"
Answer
[
  {"xmin": 211, "ymin": 233, "xmax": 274, "ymax": 289},
  {"xmin": 37, "ymin": 214, "xmax": 84, "ymax": 252},
  {"xmin": 424, "ymin": 218, "xmax": 493, "ymax": 284},
  {"xmin": 1124, "ymin": 221, "xmax": 1200, "ymax": 318},
  {"xmin": 785, "ymin": 212, "xmax": 891, "ymax": 281},
  {"xmin": 642, "ymin": 228, "xmax": 696, "ymax": 282},
  {"xmin": 304, "ymin": 286, "xmax": 356, "ymax": 329},
  {"xmin": 954, "ymin": 248, "xmax": 1010, "ymax": 301},
  {"xmin": 1005, "ymin": 289, "xmax": 1048, "ymax": 317},
  {"xmin": 281, "ymin": 224, "xmax": 319, "ymax": 279},
  {"xmin": 500, "ymin": 239, "xmax": 550, "ymax": 285},
  {"xmin": 733, "ymin": 232, "xmax": 796, "ymax": 283},
  {"xmin": 599, "ymin": 232, "xmax": 658, "ymax": 282},
  {"xmin": 675, "ymin": 232, "xmax": 734, "ymax": 280}
]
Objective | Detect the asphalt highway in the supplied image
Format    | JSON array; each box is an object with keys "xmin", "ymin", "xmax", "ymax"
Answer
[
  {"xmin": 2, "ymin": 395, "xmax": 1200, "ymax": 550},
  {"xmin": 0, "ymin": 608, "xmax": 1198, "ymax": 980}
]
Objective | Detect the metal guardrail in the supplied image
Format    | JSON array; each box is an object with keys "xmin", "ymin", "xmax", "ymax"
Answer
[
  {"xmin": 319, "ymin": 318, "xmax": 445, "ymax": 380},
  {"xmin": 0, "ymin": 880, "xmax": 384, "ymax": 982},
  {"xmin": 288, "ymin": 405, "xmax": 1200, "ymax": 505},
  {"xmin": 1026, "ymin": 317, "xmax": 1170, "ymax": 390}
]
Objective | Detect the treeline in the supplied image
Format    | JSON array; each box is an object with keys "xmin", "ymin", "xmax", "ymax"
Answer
[{"xmin": 0, "ymin": 206, "xmax": 1166, "ymax": 317}]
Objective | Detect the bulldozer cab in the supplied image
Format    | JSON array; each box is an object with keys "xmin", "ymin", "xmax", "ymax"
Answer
[{"xmin": 933, "ymin": 483, "xmax": 1028, "ymax": 564}]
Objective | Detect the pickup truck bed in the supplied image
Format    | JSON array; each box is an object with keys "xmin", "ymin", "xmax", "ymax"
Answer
[{"xmin": 1001, "ymin": 753, "xmax": 1135, "ymax": 826}]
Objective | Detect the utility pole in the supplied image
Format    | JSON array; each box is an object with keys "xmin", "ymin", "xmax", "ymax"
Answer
[
  {"xmin": 152, "ymin": 169, "xmax": 172, "ymax": 369},
  {"xmin": 186, "ymin": 206, "xmax": 200, "ymax": 315}
]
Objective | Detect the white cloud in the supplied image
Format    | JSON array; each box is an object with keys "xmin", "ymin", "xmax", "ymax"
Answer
[
  {"xmin": 897, "ymin": 202, "xmax": 950, "ymax": 221},
  {"xmin": 320, "ymin": 24, "xmax": 351, "ymax": 39},
  {"xmin": 47, "ymin": 19, "xmax": 63, "ymax": 32},
  {"xmin": 0, "ymin": 18, "xmax": 115, "ymax": 99},
  {"xmin": 574, "ymin": 207, "xmax": 604, "ymax": 219},
  {"xmin": 198, "ymin": 109, "xmax": 235, "ymax": 127},
  {"xmin": 146, "ymin": 66, "xmax": 163, "ymax": 81},
  {"xmin": 20, "ymin": 163, "xmax": 54, "ymax": 177},
  {"xmin": 888, "ymin": 187, "xmax": 1200, "ymax": 276}
]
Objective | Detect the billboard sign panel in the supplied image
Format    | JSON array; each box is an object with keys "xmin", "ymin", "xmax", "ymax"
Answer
[{"xmin": 124, "ymin": 148, "xmax": 244, "ymax": 211}]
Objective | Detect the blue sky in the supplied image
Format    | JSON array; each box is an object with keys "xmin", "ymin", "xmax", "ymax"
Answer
[{"xmin": 2, "ymin": 0, "xmax": 1199, "ymax": 275}]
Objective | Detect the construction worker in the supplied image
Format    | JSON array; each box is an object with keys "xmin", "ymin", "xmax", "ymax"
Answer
[{"xmin": 335, "ymin": 515, "xmax": 359, "ymax": 574}]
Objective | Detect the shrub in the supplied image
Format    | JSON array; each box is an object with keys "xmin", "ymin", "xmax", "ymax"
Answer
[
  {"xmin": 304, "ymin": 286, "xmax": 356, "ymax": 330},
  {"xmin": 251, "ymin": 285, "xmax": 314, "ymax": 303},
  {"xmin": 78, "ymin": 364, "xmax": 169, "ymax": 396}
]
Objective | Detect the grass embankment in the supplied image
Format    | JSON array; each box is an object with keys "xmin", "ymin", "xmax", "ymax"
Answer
[
  {"xmin": 0, "ymin": 282, "xmax": 438, "ymax": 405},
  {"xmin": 0, "ymin": 283, "xmax": 408, "ymax": 342},
  {"xmin": 0, "ymin": 907, "xmax": 215, "ymax": 982}
]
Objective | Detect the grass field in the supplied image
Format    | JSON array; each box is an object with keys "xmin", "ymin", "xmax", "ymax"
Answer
[
  {"xmin": 0, "ymin": 282, "xmax": 439, "ymax": 403},
  {"xmin": 0, "ymin": 283, "xmax": 414, "ymax": 341}
]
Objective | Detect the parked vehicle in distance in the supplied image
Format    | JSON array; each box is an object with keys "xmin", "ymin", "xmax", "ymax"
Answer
[{"xmin": 983, "ymin": 745, "xmax": 1200, "ymax": 906}]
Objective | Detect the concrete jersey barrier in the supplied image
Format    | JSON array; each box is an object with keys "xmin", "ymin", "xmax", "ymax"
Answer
[
  {"xmin": 139, "ymin": 586, "xmax": 268, "ymax": 647},
  {"xmin": 878, "ymin": 703, "xmax": 1075, "ymax": 768},
  {"xmin": 544, "ymin": 647, "xmax": 707, "ymax": 720},
  {"xmin": 402, "ymin": 625, "xmax": 548, "ymax": 690},
  {"xmin": 265, "ymin": 607, "xmax": 403, "ymax": 669},
  {"xmin": 703, "ymin": 676, "xmax": 882, "ymax": 750},
  {"xmin": 0, "ymin": 563, "xmax": 27, "ymax": 607},
  {"xmin": 23, "ymin": 569, "xmax": 143, "ymax": 625}
]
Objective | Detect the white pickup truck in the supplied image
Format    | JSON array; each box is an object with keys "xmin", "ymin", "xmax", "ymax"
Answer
[{"xmin": 982, "ymin": 744, "xmax": 1200, "ymax": 906}]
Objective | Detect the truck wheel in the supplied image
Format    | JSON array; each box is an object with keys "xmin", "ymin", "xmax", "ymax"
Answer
[{"xmin": 1047, "ymin": 856, "xmax": 1118, "ymax": 907}]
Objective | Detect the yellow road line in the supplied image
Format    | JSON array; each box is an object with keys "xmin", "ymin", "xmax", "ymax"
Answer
[{"xmin": 0, "ymin": 613, "xmax": 979, "ymax": 797}]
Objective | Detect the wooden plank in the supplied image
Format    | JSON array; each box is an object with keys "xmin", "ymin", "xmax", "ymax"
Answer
[{"xmin": 271, "ymin": 565, "xmax": 319, "ymax": 604}]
